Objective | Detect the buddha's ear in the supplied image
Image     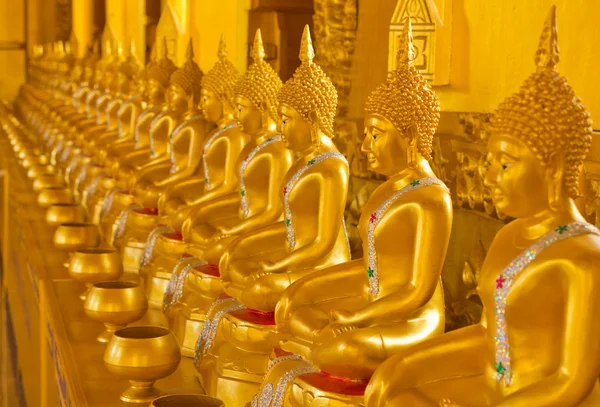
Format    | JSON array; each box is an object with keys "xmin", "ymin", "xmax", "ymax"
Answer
[
  {"xmin": 546, "ymin": 151, "xmax": 565, "ymax": 181},
  {"xmin": 259, "ymin": 100, "xmax": 268, "ymax": 113},
  {"xmin": 405, "ymin": 122, "xmax": 418, "ymax": 146},
  {"xmin": 308, "ymin": 110, "xmax": 319, "ymax": 127},
  {"xmin": 546, "ymin": 151, "xmax": 565, "ymax": 210}
]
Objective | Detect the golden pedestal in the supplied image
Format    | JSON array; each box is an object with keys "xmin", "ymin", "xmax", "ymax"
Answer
[
  {"xmin": 286, "ymin": 374, "xmax": 366, "ymax": 407},
  {"xmin": 144, "ymin": 232, "xmax": 187, "ymax": 308},
  {"xmin": 198, "ymin": 308, "xmax": 288, "ymax": 406}
]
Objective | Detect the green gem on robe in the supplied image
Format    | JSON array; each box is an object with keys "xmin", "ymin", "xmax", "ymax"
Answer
[
  {"xmin": 307, "ymin": 159, "xmax": 316, "ymax": 165},
  {"xmin": 286, "ymin": 219, "xmax": 291, "ymax": 226},
  {"xmin": 410, "ymin": 180, "xmax": 420, "ymax": 187},
  {"xmin": 240, "ymin": 189, "xmax": 245, "ymax": 197},
  {"xmin": 367, "ymin": 267, "xmax": 374, "ymax": 278},
  {"xmin": 556, "ymin": 225, "xmax": 568, "ymax": 234},
  {"xmin": 495, "ymin": 362, "xmax": 506, "ymax": 375}
]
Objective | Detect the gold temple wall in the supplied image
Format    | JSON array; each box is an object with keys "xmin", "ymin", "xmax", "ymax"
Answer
[{"xmin": 349, "ymin": 0, "xmax": 600, "ymax": 124}]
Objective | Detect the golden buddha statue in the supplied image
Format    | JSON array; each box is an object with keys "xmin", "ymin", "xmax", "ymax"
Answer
[
  {"xmin": 129, "ymin": 39, "xmax": 205, "ymax": 208},
  {"xmin": 192, "ymin": 26, "xmax": 350, "ymax": 406},
  {"xmin": 156, "ymin": 33, "xmax": 243, "ymax": 224},
  {"xmin": 163, "ymin": 28, "xmax": 291, "ymax": 357},
  {"xmin": 365, "ymin": 8, "xmax": 600, "ymax": 407},
  {"xmin": 182, "ymin": 28, "xmax": 290, "ymax": 261},
  {"xmin": 111, "ymin": 40, "xmax": 205, "ymax": 265},
  {"xmin": 96, "ymin": 43, "xmax": 176, "ymax": 234},
  {"xmin": 73, "ymin": 41, "xmax": 100, "ymax": 114},
  {"xmin": 112, "ymin": 38, "xmax": 187, "ymax": 184},
  {"xmin": 251, "ymin": 18, "xmax": 452, "ymax": 407},
  {"xmin": 127, "ymin": 34, "xmax": 243, "ymax": 305}
]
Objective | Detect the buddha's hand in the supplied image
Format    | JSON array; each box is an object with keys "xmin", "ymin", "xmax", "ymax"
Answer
[
  {"xmin": 213, "ymin": 227, "xmax": 232, "ymax": 240},
  {"xmin": 257, "ymin": 260, "xmax": 279, "ymax": 274},
  {"xmin": 316, "ymin": 323, "xmax": 359, "ymax": 343},
  {"xmin": 329, "ymin": 309, "xmax": 357, "ymax": 325}
]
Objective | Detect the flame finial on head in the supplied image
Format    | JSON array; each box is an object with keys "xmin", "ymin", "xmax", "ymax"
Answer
[
  {"xmin": 162, "ymin": 37, "xmax": 169, "ymax": 59},
  {"xmin": 299, "ymin": 25, "xmax": 315, "ymax": 63},
  {"xmin": 396, "ymin": 18, "xmax": 416, "ymax": 66},
  {"xmin": 218, "ymin": 33, "xmax": 228, "ymax": 60},
  {"xmin": 251, "ymin": 29, "xmax": 266, "ymax": 62},
  {"xmin": 235, "ymin": 28, "xmax": 282, "ymax": 121},
  {"xmin": 186, "ymin": 38, "xmax": 194, "ymax": 61},
  {"xmin": 535, "ymin": 5, "xmax": 559, "ymax": 71}
]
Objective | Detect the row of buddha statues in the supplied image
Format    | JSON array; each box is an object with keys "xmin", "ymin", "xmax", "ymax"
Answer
[{"xmin": 5, "ymin": 5, "xmax": 600, "ymax": 406}]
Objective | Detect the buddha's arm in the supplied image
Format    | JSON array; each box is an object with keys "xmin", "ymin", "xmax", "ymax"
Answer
[
  {"xmin": 192, "ymin": 141, "xmax": 242, "ymax": 206},
  {"xmin": 182, "ymin": 193, "xmax": 239, "ymax": 234},
  {"xmin": 221, "ymin": 155, "xmax": 284, "ymax": 235},
  {"xmin": 261, "ymin": 169, "xmax": 348, "ymax": 273},
  {"xmin": 155, "ymin": 127, "xmax": 198, "ymax": 186},
  {"xmin": 334, "ymin": 197, "xmax": 451, "ymax": 327},
  {"xmin": 365, "ymin": 322, "xmax": 488, "ymax": 407},
  {"xmin": 491, "ymin": 261, "xmax": 600, "ymax": 407}
]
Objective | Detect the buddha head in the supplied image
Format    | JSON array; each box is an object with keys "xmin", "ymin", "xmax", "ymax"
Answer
[
  {"xmin": 485, "ymin": 6, "xmax": 593, "ymax": 219},
  {"xmin": 234, "ymin": 29, "xmax": 282, "ymax": 135},
  {"xmin": 278, "ymin": 25, "xmax": 337, "ymax": 152},
  {"xmin": 166, "ymin": 39, "xmax": 203, "ymax": 113},
  {"xmin": 363, "ymin": 18, "xmax": 439, "ymax": 177},
  {"xmin": 146, "ymin": 38, "xmax": 177, "ymax": 107},
  {"xmin": 200, "ymin": 34, "xmax": 240, "ymax": 123},
  {"xmin": 117, "ymin": 41, "xmax": 142, "ymax": 96}
]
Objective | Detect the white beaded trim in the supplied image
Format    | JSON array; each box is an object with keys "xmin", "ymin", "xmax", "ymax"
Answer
[
  {"xmin": 169, "ymin": 113, "xmax": 204, "ymax": 174},
  {"xmin": 193, "ymin": 297, "xmax": 244, "ymax": 367},
  {"xmin": 112, "ymin": 203, "xmax": 141, "ymax": 245},
  {"xmin": 251, "ymin": 353, "xmax": 303, "ymax": 407},
  {"xmin": 163, "ymin": 257, "xmax": 206, "ymax": 312},
  {"xmin": 99, "ymin": 187, "xmax": 126, "ymax": 221},
  {"xmin": 140, "ymin": 226, "xmax": 175, "ymax": 269},
  {"xmin": 493, "ymin": 221, "xmax": 598, "ymax": 386},
  {"xmin": 271, "ymin": 363, "xmax": 319, "ymax": 407},
  {"xmin": 283, "ymin": 152, "xmax": 348, "ymax": 250},
  {"xmin": 239, "ymin": 135, "xmax": 282, "ymax": 217},
  {"xmin": 202, "ymin": 122, "xmax": 238, "ymax": 190},
  {"xmin": 366, "ymin": 177, "xmax": 448, "ymax": 296}
]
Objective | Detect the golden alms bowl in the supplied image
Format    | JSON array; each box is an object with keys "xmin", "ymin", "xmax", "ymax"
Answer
[
  {"xmin": 46, "ymin": 203, "xmax": 87, "ymax": 226},
  {"xmin": 38, "ymin": 187, "xmax": 73, "ymax": 208},
  {"xmin": 84, "ymin": 281, "xmax": 148, "ymax": 343},
  {"xmin": 27, "ymin": 164, "xmax": 56, "ymax": 179},
  {"xmin": 53, "ymin": 222, "xmax": 101, "ymax": 251},
  {"xmin": 104, "ymin": 326, "xmax": 181, "ymax": 403},
  {"xmin": 69, "ymin": 248, "xmax": 123, "ymax": 300},
  {"xmin": 33, "ymin": 173, "xmax": 66, "ymax": 193},
  {"xmin": 150, "ymin": 395, "xmax": 224, "ymax": 407}
]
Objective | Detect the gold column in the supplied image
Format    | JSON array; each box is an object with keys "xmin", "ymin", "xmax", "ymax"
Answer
[
  {"xmin": 123, "ymin": 0, "xmax": 146, "ymax": 62},
  {"xmin": 191, "ymin": 0, "xmax": 250, "ymax": 72},
  {"xmin": 156, "ymin": 0, "xmax": 190, "ymax": 66},
  {"xmin": 72, "ymin": 0, "xmax": 94, "ymax": 56}
]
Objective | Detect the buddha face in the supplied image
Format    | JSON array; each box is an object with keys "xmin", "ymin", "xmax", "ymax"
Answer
[
  {"xmin": 201, "ymin": 88, "xmax": 223, "ymax": 123},
  {"xmin": 362, "ymin": 114, "xmax": 408, "ymax": 176},
  {"xmin": 147, "ymin": 79, "xmax": 165, "ymax": 106},
  {"xmin": 484, "ymin": 134, "xmax": 549, "ymax": 218},
  {"xmin": 279, "ymin": 103, "xmax": 312, "ymax": 152},
  {"xmin": 167, "ymin": 84, "xmax": 188, "ymax": 112},
  {"xmin": 235, "ymin": 95, "xmax": 262, "ymax": 135}
]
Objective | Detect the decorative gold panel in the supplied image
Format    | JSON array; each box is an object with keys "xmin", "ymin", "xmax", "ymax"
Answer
[{"xmin": 389, "ymin": 0, "xmax": 452, "ymax": 86}]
